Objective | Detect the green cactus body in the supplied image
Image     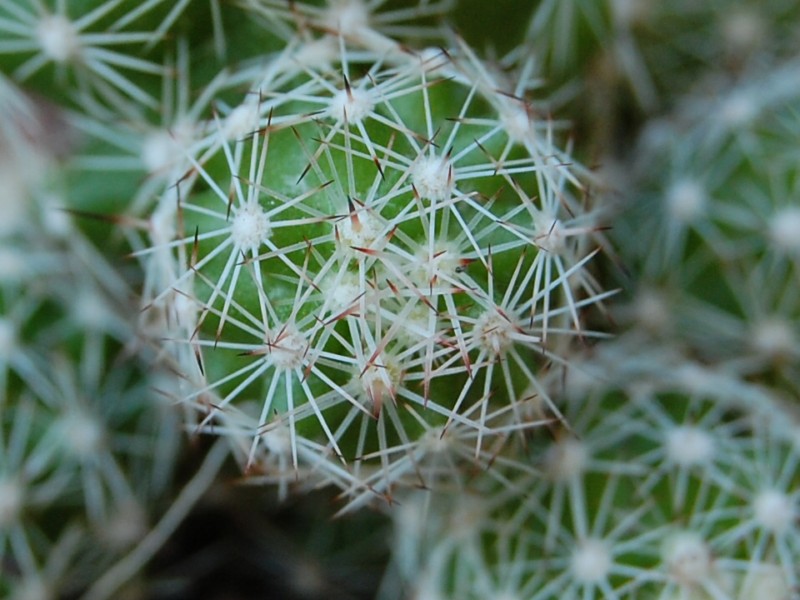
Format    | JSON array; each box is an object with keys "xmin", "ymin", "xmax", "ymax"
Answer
[{"xmin": 152, "ymin": 35, "xmax": 603, "ymax": 499}]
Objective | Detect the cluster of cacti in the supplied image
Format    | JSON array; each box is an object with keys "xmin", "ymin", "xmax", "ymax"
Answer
[{"xmin": 1, "ymin": 1, "xmax": 797, "ymax": 598}]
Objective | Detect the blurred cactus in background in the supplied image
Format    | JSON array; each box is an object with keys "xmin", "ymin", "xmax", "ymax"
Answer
[{"xmin": 1, "ymin": 1, "xmax": 798, "ymax": 599}]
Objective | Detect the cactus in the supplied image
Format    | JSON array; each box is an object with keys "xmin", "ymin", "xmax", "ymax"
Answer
[{"xmin": 1, "ymin": 1, "xmax": 798, "ymax": 599}]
